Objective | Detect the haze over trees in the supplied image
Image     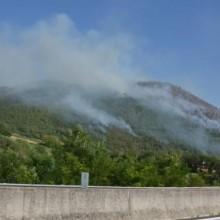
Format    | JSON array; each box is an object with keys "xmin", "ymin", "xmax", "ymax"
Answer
[{"xmin": 0, "ymin": 120, "xmax": 220, "ymax": 186}]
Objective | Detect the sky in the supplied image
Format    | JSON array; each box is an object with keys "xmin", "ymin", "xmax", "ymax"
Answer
[{"xmin": 0, "ymin": 0, "xmax": 220, "ymax": 106}]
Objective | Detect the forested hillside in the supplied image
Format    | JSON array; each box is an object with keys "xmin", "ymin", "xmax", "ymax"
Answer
[
  {"xmin": 0, "ymin": 106, "xmax": 220, "ymax": 186},
  {"xmin": 0, "ymin": 83, "xmax": 220, "ymax": 186}
]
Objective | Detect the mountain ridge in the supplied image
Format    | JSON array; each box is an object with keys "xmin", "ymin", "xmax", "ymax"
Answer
[
  {"xmin": 138, "ymin": 81, "xmax": 220, "ymax": 121},
  {"xmin": 0, "ymin": 80, "xmax": 220, "ymax": 153}
]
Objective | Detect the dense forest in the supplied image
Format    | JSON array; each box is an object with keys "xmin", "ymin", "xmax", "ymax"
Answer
[
  {"xmin": 1, "ymin": 95, "xmax": 220, "ymax": 186},
  {"xmin": 1, "ymin": 124, "xmax": 220, "ymax": 186}
]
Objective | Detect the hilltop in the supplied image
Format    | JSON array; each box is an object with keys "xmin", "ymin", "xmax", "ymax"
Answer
[
  {"xmin": 0, "ymin": 81, "xmax": 220, "ymax": 186},
  {"xmin": 0, "ymin": 81, "xmax": 220, "ymax": 153}
]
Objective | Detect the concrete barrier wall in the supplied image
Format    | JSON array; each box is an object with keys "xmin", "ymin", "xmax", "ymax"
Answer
[{"xmin": 0, "ymin": 184, "xmax": 220, "ymax": 220}]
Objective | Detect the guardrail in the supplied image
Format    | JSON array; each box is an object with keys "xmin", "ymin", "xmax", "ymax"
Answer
[{"xmin": 0, "ymin": 185, "xmax": 220, "ymax": 220}]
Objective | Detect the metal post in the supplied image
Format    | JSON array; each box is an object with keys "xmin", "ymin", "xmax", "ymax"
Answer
[{"xmin": 81, "ymin": 172, "xmax": 89, "ymax": 188}]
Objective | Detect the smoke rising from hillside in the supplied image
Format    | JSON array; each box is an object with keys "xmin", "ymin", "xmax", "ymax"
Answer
[
  {"xmin": 0, "ymin": 14, "xmax": 219, "ymax": 151},
  {"xmin": 0, "ymin": 14, "xmax": 134, "ymax": 93},
  {"xmin": 63, "ymin": 93, "xmax": 132, "ymax": 132},
  {"xmin": 0, "ymin": 14, "xmax": 139, "ymax": 131}
]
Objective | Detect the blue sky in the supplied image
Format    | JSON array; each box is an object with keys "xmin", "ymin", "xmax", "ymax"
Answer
[{"xmin": 0, "ymin": 0, "xmax": 220, "ymax": 106}]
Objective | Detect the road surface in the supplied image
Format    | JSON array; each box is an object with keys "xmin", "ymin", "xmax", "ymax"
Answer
[{"xmin": 198, "ymin": 218, "xmax": 220, "ymax": 220}]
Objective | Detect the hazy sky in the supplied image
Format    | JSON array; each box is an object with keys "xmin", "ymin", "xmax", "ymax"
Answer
[{"xmin": 0, "ymin": 0, "xmax": 220, "ymax": 106}]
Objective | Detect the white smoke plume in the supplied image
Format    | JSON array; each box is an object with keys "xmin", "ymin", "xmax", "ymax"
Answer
[
  {"xmin": 0, "ymin": 14, "xmax": 219, "ymax": 151},
  {"xmin": 0, "ymin": 14, "xmax": 135, "ymax": 93},
  {"xmin": 64, "ymin": 94, "xmax": 133, "ymax": 132}
]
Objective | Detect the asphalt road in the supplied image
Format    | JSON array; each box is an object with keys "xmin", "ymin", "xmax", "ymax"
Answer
[{"xmin": 200, "ymin": 218, "xmax": 220, "ymax": 220}]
